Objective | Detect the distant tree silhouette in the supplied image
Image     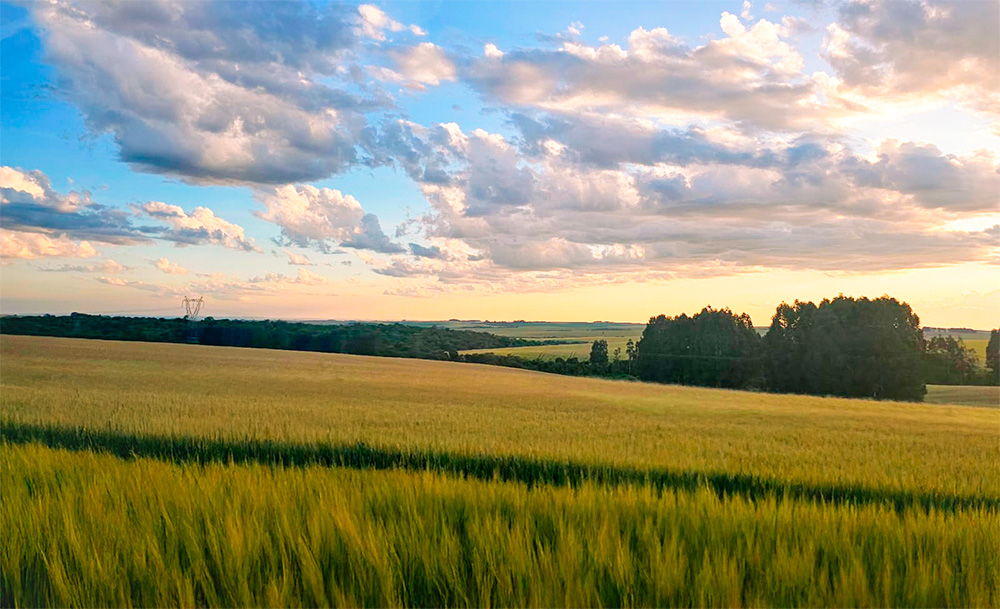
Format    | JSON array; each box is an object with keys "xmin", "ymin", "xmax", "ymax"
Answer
[{"xmin": 589, "ymin": 339, "xmax": 609, "ymax": 368}]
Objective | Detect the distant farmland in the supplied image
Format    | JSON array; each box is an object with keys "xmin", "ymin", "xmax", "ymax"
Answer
[{"xmin": 2, "ymin": 336, "xmax": 998, "ymax": 607}]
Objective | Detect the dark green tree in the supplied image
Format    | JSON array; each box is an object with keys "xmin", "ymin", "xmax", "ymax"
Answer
[
  {"xmin": 589, "ymin": 339, "xmax": 609, "ymax": 367},
  {"xmin": 635, "ymin": 307, "xmax": 761, "ymax": 388},
  {"xmin": 764, "ymin": 296, "xmax": 925, "ymax": 401},
  {"xmin": 625, "ymin": 339, "xmax": 637, "ymax": 375},
  {"xmin": 987, "ymin": 329, "xmax": 999, "ymax": 383},
  {"xmin": 923, "ymin": 336, "xmax": 979, "ymax": 385}
]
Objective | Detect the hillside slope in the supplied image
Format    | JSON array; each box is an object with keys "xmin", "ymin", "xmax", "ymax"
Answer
[{"xmin": 3, "ymin": 335, "xmax": 997, "ymax": 498}]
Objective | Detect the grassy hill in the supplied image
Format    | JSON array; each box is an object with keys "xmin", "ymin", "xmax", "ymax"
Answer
[{"xmin": 2, "ymin": 335, "xmax": 998, "ymax": 607}]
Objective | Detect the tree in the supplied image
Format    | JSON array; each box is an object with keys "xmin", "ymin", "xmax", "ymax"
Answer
[
  {"xmin": 987, "ymin": 329, "xmax": 999, "ymax": 383},
  {"xmin": 764, "ymin": 296, "xmax": 924, "ymax": 401},
  {"xmin": 923, "ymin": 336, "xmax": 979, "ymax": 385},
  {"xmin": 589, "ymin": 339, "xmax": 609, "ymax": 368},
  {"xmin": 625, "ymin": 339, "xmax": 637, "ymax": 375},
  {"xmin": 635, "ymin": 307, "xmax": 761, "ymax": 388}
]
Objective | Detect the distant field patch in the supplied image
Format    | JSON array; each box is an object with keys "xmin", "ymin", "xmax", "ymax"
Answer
[
  {"xmin": 462, "ymin": 336, "xmax": 638, "ymax": 360},
  {"xmin": 964, "ymin": 338, "xmax": 989, "ymax": 361},
  {"xmin": 925, "ymin": 384, "xmax": 998, "ymax": 408}
]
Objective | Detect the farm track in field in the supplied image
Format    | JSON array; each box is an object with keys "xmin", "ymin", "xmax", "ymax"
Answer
[{"xmin": 4, "ymin": 420, "xmax": 996, "ymax": 514}]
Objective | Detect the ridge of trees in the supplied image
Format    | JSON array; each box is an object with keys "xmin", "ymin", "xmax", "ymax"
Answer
[{"xmin": 0, "ymin": 314, "xmax": 548, "ymax": 360}]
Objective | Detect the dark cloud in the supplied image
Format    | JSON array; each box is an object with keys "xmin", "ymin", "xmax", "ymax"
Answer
[
  {"xmin": 342, "ymin": 214, "xmax": 406, "ymax": 253},
  {"xmin": 409, "ymin": 243, "xmax": 443, "ymax": 258}
]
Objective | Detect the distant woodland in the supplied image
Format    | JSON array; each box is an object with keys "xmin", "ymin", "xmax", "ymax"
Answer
[
  {"xmin": 2, "ymin": 295, "xmax": 997, "ymax": 401},
  {"xmin": 0, "ymin": 315, "xmax": 547, "ymax": 359}
]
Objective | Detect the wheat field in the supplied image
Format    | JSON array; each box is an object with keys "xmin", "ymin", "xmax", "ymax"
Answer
[{"xmin": 2, "ymin": 335, "xmax": 998, "ymax": 607}]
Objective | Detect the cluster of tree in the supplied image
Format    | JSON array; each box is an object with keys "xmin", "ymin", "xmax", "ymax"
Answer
[
  {"xmin": 922, "ymin": 335, "xmax": 995, "ymax": 386},
  {"xmin": 762, "ymin": 297, "xmax": 925, "ymax": 401},
  {"xmin": 0, "ymin": 314, "xmax": 546, "ymax": 359},
  {"xmin": 634, "ymin": 307, "xmax": 762, "ymax": 389}
]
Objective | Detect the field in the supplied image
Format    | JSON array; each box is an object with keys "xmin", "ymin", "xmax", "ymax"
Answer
[
  {"xmin": 964, "ymin": 338, "xmax": 989, "ymax": 361},
  {"xmin": 2, "ymin": 335, "xmax": 999, "ymax": 607},
  {"xmin": 374, "ymin": 320, "xmax": 646, "ymax": 340},
  {"xmin": 462, "ymin": 336, "xmax": 638, "ymax": 360},
  {"xmin": 449, "ymin": 321, "xmax": 643, "ymax": 359},
  {"xmin": 925, "ymin": 384, "xmax": 999, "ymax": 408}
]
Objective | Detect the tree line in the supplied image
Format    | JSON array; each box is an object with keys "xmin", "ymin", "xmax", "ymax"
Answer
[
  {"xmin": 0, "ymin": 314, "xmax": 550, "ymax": 359},
  {"xmin": 467, "ymin": 296, "xmax": 999, "ymax": 401},
  {"xmin": 2, "ymin": 297, "xmax": 996, "ymax": 402}
]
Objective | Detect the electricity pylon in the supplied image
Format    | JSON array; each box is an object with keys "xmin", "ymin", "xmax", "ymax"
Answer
[
  {"xmin": 182, "ymin": 296, "xmax": 204, "ymax": 321},
  {"xmin": 181, "ymin": 296, "xmax": 204, "ymax": 343}
]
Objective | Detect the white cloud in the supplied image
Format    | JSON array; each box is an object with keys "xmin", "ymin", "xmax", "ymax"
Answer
[
  {"xmin": 153, "ymin": 257, "xmax": 189, "ymax": 275},
  {"xmin": 373, "ymin": 119, "xmax": 1000, "ymax": 287},
  {"xmin": 390, "ymin": 43, "xmax": 456, "ymax": 87},
  {"xmin": 285, "ymin": 251, "xmax": 314, "ymax": 266},
  {"xmin": 463, "ymin": 16, "xmax": 817, "ymax": 129},
  {"xmin": 358, "ymin": 4, "xmax": 425, "ymax": 40},
  {"xmin": 139, "ymin": 202, "xmax": 259, "ymax": 252},
  {"xmin": 823, "ymin": 0, "xmax": 999, "ymax": 119},
  {"xmin": 0, "ymin": 229, "xmax": 98, "ymax": 259},
  {"xmin": 97, "ymin": 275, "xmax": 176, "ymax": 295},
  {"xmin": 484, "ymin": 43, "xmax": 504, "ymax": 58},
  {"xmin": 255, "ymin": 185, "xmax": 403, "ymax": 254},
  {"xmin": 30, "ymin": 1, "xmax": 384, "ymax": 184}
]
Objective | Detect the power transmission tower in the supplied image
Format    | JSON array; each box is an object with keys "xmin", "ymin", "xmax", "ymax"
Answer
[
  {"xmin": 182, "ymin": 296, "xmax": 204, "ymax": 321},
  {"xmin": 181, "ymin": 296, "xmax": 204, "ymax": 343}
]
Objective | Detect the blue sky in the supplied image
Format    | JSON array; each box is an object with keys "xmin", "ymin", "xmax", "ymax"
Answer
[{"xmin": 1, "ymin": 0, "xmax": 998, "ymax": 326}]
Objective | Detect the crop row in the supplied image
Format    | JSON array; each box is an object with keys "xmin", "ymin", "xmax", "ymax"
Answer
[{"xmin": 3, "ymin": 420, "xmax": 996, "ymax": 513}]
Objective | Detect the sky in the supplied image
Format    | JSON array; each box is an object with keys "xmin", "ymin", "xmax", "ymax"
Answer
[{"xmin": 1, "ymin": 0, "xmax": 998, "ymax": 328}]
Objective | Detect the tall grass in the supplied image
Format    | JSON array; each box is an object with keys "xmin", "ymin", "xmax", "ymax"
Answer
[
  {"xmin": 3, "ymin": 336, "xmax": 998, "ymax": 497},
  {"xmin": 4, "ymin": 443, "xmax": 998, "ymax": 608}
]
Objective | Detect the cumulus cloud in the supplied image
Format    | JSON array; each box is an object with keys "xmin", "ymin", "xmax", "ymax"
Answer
[
  {"xmin": 138, "ymin": 202, "xmax": 259, "ymax": 252},
  {"xmin": 824, "ymin": 0, "xmax": 999, "ymax": 116},
  {"xmin": 462, "ymin": 16, "xmax": 819, "ymax": 129},
  {"xmin": 1, "ymin": 166, "xmax": 261, "ymax": 254},
  {"xmin": 255, "ymin": 185, "xmax": 404, "ymax": 253},
  {"xmin": 29, "ymin": 0, "xmax": 395, "ymax": 184},
  {"xmin": 1, "ymin": 166, "xmax": 150, "ymax": 245},
  {"xmin": 358, "ymin": 4, "xmax": 425, "ymax": 40},
  {"xmin": 153, "ymin": 257, "xmax": 189, "ymax": 275},
  {"xmin": 390, "ymin": 43, "xmax": 456, "ymax": 87},
  {"xmin": 0, "ymin": 229, "xmax": 98, "ymax": 259},
  {"xmin": 285, "ymin": 251, "xmax": 314, "ymax": 266},
  {"xmin": 11, "ymin": 2, "xmax": 998, "ymax": 299},
  {"xmin": 365, "ymin": 119, "xmax": 1000, "ymax": 289}
]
